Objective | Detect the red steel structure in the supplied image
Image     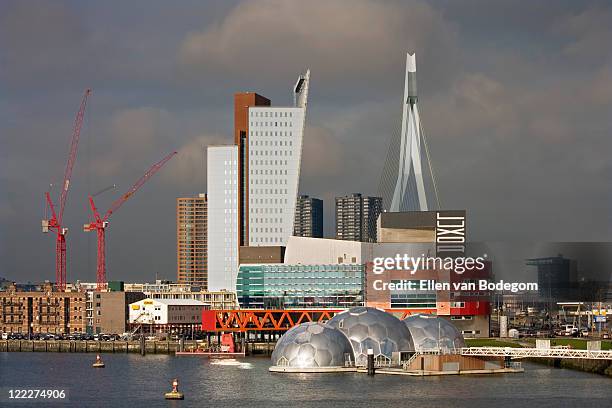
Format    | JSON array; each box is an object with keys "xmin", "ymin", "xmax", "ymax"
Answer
[
  {"xmin": 84, "ymin": 151, "xmax": 177, "ymax": 290},
  {"xmin": 42, "ymin": 89, "xmax": 92, "ymax": 291},
  {"xmin": 201, "ymin": 309, "xmax": 431, "ymax": 332}
]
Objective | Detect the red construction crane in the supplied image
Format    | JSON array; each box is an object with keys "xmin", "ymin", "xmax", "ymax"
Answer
[
  {"xmin": 42, "ymin": 89, "xmax": 92, "ymax": 291},
  {"xmin": 84, "ymin": 151, "xmax": 177, "ymax": 290}
]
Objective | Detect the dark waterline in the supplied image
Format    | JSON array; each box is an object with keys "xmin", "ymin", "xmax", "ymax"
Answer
[{"xmin": 1, "ymin": 353, "xmax": 611, "ymax": 408}]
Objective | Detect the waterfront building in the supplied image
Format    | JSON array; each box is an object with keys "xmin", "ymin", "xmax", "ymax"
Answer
[
  {"xmin": 335, "ymin": 193, "xmax": 382, "ymax": 242},
  {"xmin": 236, "ymin": 263, "xmax": 364, "ymax": 308},
  {"xmin": 123, "ymin": 281, "xmax": 238, "ymax": 309},
  {"xmin": 0, "ymin": 283, "xmax": 86, "ymax": 334},
  {"xmin": 293, "ymin": 195, "xmax": 323, "ymax": 238},
  {"xmin": 282, "ymin": 234, "xmax": 490, "ymax": 337},
  {"xmin": 207, "ymin": 145, "xmax": 239, "ymax": 291},
  {"xmin": 176, "ymin": 194, "xmax": 208, "ymax": 288},
  {"xmin": 247, "ymin": 70, "xmax": 310, "ymax": 247},
  {"xmin": 128, "ymin": 298, "xmax": 208, "ymax": 332}
]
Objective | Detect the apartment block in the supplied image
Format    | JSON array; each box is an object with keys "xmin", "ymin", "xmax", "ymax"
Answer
[
  {"xmin": 293, "ymin": 195, "xmax": 323, "ymax": 238},
  {"xmin": 335, "ymin": 193, "xmax": 383, "ymax": 242},
  {"xmin": 0, "ymin": 283, "xmax": 86, "ymax": 334},
  {"xmin": 177, "ymin": 194, "xmax": 208, "ymax": 288}
]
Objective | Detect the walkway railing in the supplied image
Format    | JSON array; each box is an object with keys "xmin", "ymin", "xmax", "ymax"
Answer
[{"xmin": 460, "ymin": 347, "xmax": 612, "ymax": 360}]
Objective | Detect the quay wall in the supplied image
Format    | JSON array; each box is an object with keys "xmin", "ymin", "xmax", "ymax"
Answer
[
  {"xmin": 0, "ymin": 340, "xmax": 188, "ymax": 354},
  {"xmin": 0, "ymin": 340, "xmax": 277, "ymax": 355},
  {"xmin": 534, "ymin": 357, "xmax": 612, "ymax": 377}
]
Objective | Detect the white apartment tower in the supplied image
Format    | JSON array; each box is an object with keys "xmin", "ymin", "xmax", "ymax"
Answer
[
  {"xmin": 247, "ymin": 70, "xmax": 310, "ymax": 246},
  {"xmin": 207, "ymin": 145, "xmax": 239, "ymax": 291}
]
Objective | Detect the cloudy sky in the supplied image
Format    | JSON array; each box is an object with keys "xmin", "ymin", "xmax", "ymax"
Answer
[{"xmin": 1, "ymin": 0, "xmax": 611, "ymax": 283}]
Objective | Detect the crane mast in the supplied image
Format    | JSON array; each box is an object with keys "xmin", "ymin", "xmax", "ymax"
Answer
[{"xmin": 42, "ymin": 89, "xmax": 91, "ymax": 291}]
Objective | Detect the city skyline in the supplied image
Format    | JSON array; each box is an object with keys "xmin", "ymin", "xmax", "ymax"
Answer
[{"xmin": 1, "ymin": 0, "xmax": 611, "ymax": 283}]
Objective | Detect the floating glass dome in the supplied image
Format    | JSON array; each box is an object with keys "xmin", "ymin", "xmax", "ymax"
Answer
[
  {"xmin": 271, "ymin": 322, "xmax": 354, "ymax": 368},
  {"xmin": 402, "ymin": 314, "xmax": 465, "ymax": 352},
  {"xmin": 327, "ymin": 306, "xmax": 414, "ymax": 366}
]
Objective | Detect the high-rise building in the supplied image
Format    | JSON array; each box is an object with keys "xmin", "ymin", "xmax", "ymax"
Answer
[
  {"xmin": 176, "ymin": 194, "xmax": 208, "ymax": 288},
  {"xmin": 206, "ymin": 70, "xmax": 310, "ymax": 292},
  {"xmin": 335, "ymin": 193, "xmax": 382, "ymax": 242},
  {"xmin": 235, "ymin": 93, "xmax": 271, "ymax": 247},
  {"xmin": 207, "ymin": 145, "xmax": 239, "ymax": 291},
  {"xmin": 247, "ymin": 70, "xmax": 310, "ymax": 246},
  {"xmin": 293, "ymin": 195, "xmax": 323, "ymax": 238}
]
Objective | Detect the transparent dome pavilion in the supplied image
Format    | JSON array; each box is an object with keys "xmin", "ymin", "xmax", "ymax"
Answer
[
  {"xmin": 327, "ymin": 307, "xmax": 415, "ymax": 366},
  {"xmin": 270, "ymin": 322, "xmax": 354, "ymax": 368},
  {"xmin": 402, "ymin": 313, "xmax": 465, "ymax": 352}
]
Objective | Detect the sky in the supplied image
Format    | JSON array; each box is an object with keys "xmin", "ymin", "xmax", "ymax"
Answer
[{"xmin": 1, "ymin": 0, "xmax": 611, "ymax": 284}]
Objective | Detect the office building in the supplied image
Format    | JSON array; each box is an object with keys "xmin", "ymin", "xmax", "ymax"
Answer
[
  {"xmin": 207, "ymin": 145, "xmax": 239, "ymax": 291},
  {"xmin": 235, "ymin": 92, "xmax": 271, "ymax": 247},
  {"xmin": 293, "ymin": 195, "xmax": 323, "ymax": 238},
  {"xmin": 247, "ymin": 70, "xmax": 310, "ymax": 247},
  {"xmin": 335, "ymin": 193, "xmax": 382, "ymax": 242},
  {"xmin": 206, "ymin": 70, "xmax": 309, "ymax": 292},
  {"xmin": 176, "ymin": 194, "xmax": 208, "ymax": 288}
]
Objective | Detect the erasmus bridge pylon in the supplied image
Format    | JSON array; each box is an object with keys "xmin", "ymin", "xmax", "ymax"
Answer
[{"xmin": 379, "ymin": 53, "xmax": 439, "ymax": 212}]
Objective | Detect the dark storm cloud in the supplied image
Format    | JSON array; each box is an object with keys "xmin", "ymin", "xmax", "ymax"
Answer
[{"xmin": 0, "ymin": 0, "xmax": 610, "ymax": 283}]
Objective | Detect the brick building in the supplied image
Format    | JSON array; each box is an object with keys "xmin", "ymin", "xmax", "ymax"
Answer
[{"xmin": 0, "ymin": 283, "xmax": 86, "ymax": 334}]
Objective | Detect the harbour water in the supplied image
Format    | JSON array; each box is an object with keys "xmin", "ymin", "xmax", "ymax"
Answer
[{"xmin": 1, "ymin": 353, "xmax": 611, "ymax": 407}]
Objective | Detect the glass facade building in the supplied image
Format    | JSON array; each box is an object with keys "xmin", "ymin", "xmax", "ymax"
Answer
[{"xmin": 237, "ymin": 264, "xmax": 364, "ymax": 308}]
